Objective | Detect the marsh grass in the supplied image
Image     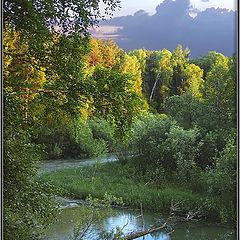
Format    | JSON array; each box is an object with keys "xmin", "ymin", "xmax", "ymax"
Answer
[{"xmin": 41, "ymin": 162, "xmax": 204, "ymax": 214}]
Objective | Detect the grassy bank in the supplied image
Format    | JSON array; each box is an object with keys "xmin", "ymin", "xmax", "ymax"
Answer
[{"xmin": 40, "ymin": 162, "xmax": 209, "ymax": 216}]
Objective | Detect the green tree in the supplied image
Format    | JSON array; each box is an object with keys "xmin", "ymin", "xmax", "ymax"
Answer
[
  {"xmin": 3, "ymin": 0, "xmax": 121, "ymax": 51},
  {"xmin": 120, "ymin": 53, "xmax": 143, "ymax": 95},
  {"xmin": 191, "ymin": 51, "xmax": 226, "ymax": 79},
  {"xmin": 130, "ymin": 114, "xmax": 173, "ymax": 173},
  {"xmin": 3, "ymin": 139, "xmax": 59, "ymax": 240},
  {"xmin": 88, "ymin": 67, "xmax": 147, "ymax": 137},
  {"xmin": 164, "ymin": 93, "xmax": 203, "ymax": 129},
  {"xmin": 144, "ymin": 49, "xmax": 173, "ymax": 112},
  {"xmin": 201, "ymin": 55, "xmax": 236, "ymax": 130},
  {"xmin": 166, "ymin": 126, "xmax": 200, "ymax": 183},
  {"xmin": 142, "ymin": 45, "xmax": 203, "ymax": 113},
  {"xmin": 169, "ymin": 44, "xmax": 190, "ymax": 96},
  {"xmin": 3, "ymin": 0, "xmax": 121, "ymax": 239},
  {"xmin": 204, "ymin": 135, "xmax": 236, "ymax": 223}
]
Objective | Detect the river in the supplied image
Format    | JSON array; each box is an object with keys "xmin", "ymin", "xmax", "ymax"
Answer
[
  {"xmin": 40, "ymin": 156, "xmax": 236, "ymax": 240},
  {"xmin": 39, "ymin": 154, "xmax": 118, "ymax": 173},
  {"xmin": 43, "ymin": 200, "xmax": 235, "ymax": 240}
]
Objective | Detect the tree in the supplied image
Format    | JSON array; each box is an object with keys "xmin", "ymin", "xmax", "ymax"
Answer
[
  {"xmin": 86, "ymin": 38, "xmax": 123, "ymax": 71},
  {"xmin": 3, "ymin": 0, "xmax": 122, "ymax": 238},
  {"xmin": 3, "ymin": 139, "xmax": 59, "ymax": 240},
  {"xmin": 88, "ymin": 67, "xmax": 147, "ymax": 137},
  {"xmin": 164, "ymin": 93, "xmax": 203, "ymax": 129},
  {"xmin": 130, "ymin": 114, "xmax": 174, "ymax": 173},
  {"xmin": 204, "ymin": 135, "xmax": 236, "ymax": 223},
  {"xmin": 143, "ymin": 49, "xmax": 173, "ymax": 112},
  {"xmin": 191, "ymin": 51, "xmax": 226, "ymax": 79},
  {"xmin": 181, "ymin": 63, "xmax": 203, "ymax": 98},
  {"xmin": 201, "ymin": 55, "xmax": 236, "ymax": 130},
  {"xmin": 169, "ymin": 44, "xmax": 190, "ymax": 96},
  {"xmin": 149, "ymin": 49, "xmax": 173, "ymax": 103},
  {"xmin": 128, "ymin": 49, "xmax": 147, "ymax": 74},
  {"xmin": 166, "ymin": 125, "xmax": 200, "ymax": 183},
  {"xmin": 3, "ymin": 0, "xmax": 121, "ymax": 39},
  {"xmin": 142, "ymin": 45, "xmax": 203, "ymax": 113},
  {"xmin": 120, "ymin": 53, "xmax": 143, "ymax": 95}
]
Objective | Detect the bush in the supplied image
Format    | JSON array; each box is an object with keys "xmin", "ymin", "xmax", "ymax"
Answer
[
  {"xmin": 197, "ymin": 128, "xmax": 234, "ymax": 169},
  {"xmin": 88, "ymin": 117, "xmax": 116, "ymax": 152},
  {"xmin": 130, "ymin": 114, "xmax": 200, "ymax": 183},
  {"xmin": 204, "ymin": 135, "xmax": 237, "ymax": 223},
  {"xmin": 3, "ymin": 139, "xmax": 58, "ymax": 240},
  {"xmin": 130, "ymin": 114, "xmax": 174, "ymax": 172},
  {"xmin": 33, "ymin": 116, "xmax": 116, "ymax": 159},
  {"xmin": 166, "ymin": 125, "xmax": 200, "ymax": 183},
  {"xmin": 68, "ymin": 117, "xmax": 107, "ymax": 158},
  {"xmin": 164, "ymin": 93, "xmax": 202, "ymax": 129}
]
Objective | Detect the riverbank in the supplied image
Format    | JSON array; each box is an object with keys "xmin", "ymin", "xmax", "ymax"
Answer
[{"xmin": 40, "ymin": 161, "xmax": 217, "ymax": 219}]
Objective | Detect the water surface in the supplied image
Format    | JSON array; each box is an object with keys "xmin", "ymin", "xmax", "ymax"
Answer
[
  {"xmin": 39, "ymin": 154, "xmax": 118, "ymax": 173},
  {"xmin": 44, "ymin": 203, "xmax": 235, "ymax": 240}
]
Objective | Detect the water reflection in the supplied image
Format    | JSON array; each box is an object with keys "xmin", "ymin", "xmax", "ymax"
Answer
[{"xmin": 43, "ymin": 206, "xmax": 235, "ymax": 240}]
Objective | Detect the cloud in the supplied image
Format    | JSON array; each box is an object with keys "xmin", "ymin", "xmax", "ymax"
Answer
[
  {"xmin": 201, "ymin": 0, "xmax": 210, "ymax": 2},
  {"xmin": 89, "ymin": 26, "xmax": 122, "ymax": 40},
  {"xmin": 91, "ymin": 0, "xmax": 236, "ymax": 57}
]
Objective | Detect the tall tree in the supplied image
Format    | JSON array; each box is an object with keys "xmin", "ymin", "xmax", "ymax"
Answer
[
  {"xmin": 128, "ymin": 49, "xmax": 147, "ymax": 74},
  {"xmin": 88, "ymin": 67, "xmax": 147, "ymax": 137},
  {"xmin": 143, "ymin": 45, "xmax": 203, "ymax": 113},
  {"xmin": 170, "ymin": 44, "xmax": 190, "ymax": 96},
  {"xmin": 201, "ymin": 55, "xmax": 236, "ymax": 130},
  {"xmin": 120, "ymin": 53, "xmax": 143, "ymax": 95},
  {"xmin": 191, "ymin": 51, "xmax": 226, "ymax": 79},
  {"xmin": 3, "ymin": 1, "xmax": 121, "ymax": 239}
]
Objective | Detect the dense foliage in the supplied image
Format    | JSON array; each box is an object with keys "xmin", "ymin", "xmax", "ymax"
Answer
[
  {"xmin": 3, "ymin": 0, "xmax": 122, "ymax": 239},
  {"xmin": 3, "ymin": 0, "xmax": 237, "ymax": 238}
]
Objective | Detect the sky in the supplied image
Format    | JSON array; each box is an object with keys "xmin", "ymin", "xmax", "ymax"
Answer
[
  {"xmin": 94, "ymin": 0, "xmax": 236, "ymax": 57},
  {"xmin": 109, "ymin": 0, "xmax": 236, "ymax": 17}
]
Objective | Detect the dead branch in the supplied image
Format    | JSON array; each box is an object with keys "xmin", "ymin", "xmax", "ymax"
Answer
[
  {"xmin": 123, "ymin": 201, "xmax": 204, "ymax": 240},
  {"xmin": 123, "ymin": 221, "xmax": 168, "ymax": 240},
  {"xmin": 123, "ymin": 201, "xmax": 177, "ymax": 240},
  {"xmin": 177, "ymin": 206, "xmax": 205, "ymax": 222}
]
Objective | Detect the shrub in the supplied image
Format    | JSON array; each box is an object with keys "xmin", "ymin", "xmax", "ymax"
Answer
[
  {"xmin": 204, "ymin": 135, "xmax": 237, "ymax": 223},
  {"xmin": 88, "ymin": 117, "xmax": 116, "ymax": 152},
  {"xmin": 166, "ymin": 125, "xmax": 200, "ymax": 183},
  {"xmin": 68, "ymin": 118, "xmax": 107, "ymax": 158},
  {"xmin": 3, "ymin": 139, "xmax": 58, "ymax": 240},
  {"xmin": 130, "ymin": 114, "xmax": 200, "ymax": 184},
  {"xmin": 130, "ymin": 114, "xmax": 174, "ymax": 172}
]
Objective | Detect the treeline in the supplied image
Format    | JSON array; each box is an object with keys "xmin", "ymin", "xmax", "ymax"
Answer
[{"xmin": 4, "ymin": 31, "xmax": 236, "ymax": 160}]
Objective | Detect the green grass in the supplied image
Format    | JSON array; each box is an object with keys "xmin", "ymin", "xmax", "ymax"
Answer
[{"xmin": 40, "ymin": 162, "xmax": 204, "ymax": 214}]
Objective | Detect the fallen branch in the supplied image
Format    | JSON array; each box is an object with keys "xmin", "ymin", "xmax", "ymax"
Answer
[
  {"xmin": 123, "ymin": 201, "xmax": 178, "ymax": 240},
  {"xmin": 123, "ymin": 202, "xmax": 204, "ymax": 240},
  {"xmin": 123, "ymin": 222, "xmax": 168, "ymax": 240}
]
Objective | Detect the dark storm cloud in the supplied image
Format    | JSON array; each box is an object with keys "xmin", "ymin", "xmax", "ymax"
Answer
[{"xmin": 96, "ymin": 0, "xmax": 236, "ymax": 57}]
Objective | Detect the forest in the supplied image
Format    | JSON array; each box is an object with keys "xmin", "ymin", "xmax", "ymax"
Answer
[{"xmin": 3, "ymin": 0, "xmax": 237, "ymax": 239}]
